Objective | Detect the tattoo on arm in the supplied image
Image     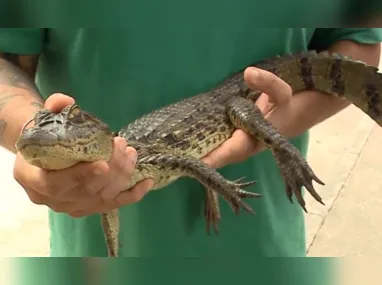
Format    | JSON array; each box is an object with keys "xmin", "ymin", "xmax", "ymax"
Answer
[
  {"xmin": 0, "ymin": 52, "xmax": 42, "ymax": 144},
  {"xmin": 0, "ymin": 53, "xmax": 41, "ymax": 96}
]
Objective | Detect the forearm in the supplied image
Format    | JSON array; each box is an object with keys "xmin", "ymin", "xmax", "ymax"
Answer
[
  {"xmin": 0, "ymin": 56, "xmax": 44, "ymax": 153},
  {"xmin": 278, "ymin": 40, "xmax": 381, "ymax": 138}
]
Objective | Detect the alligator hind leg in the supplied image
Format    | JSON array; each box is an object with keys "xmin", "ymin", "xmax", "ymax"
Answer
[
  {"xmin": 101, "ymin": 209, "xmax": 120, "ymax": 257},
  {"xmin": 204, "ymin": 189, "xmax": 221, "ymax": 234},
  {"xmin": 226, "ymin": 96, "xmax": 325, "ymax": 211}
]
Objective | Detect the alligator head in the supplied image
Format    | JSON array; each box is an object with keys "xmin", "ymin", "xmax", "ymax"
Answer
[{"xmin": 16, "ymin": 104, "xmax": 114, "ymax": 170}]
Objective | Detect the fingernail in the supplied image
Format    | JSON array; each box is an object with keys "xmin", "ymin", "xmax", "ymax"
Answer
[
  {"xmin": 92, "ymin": 166, "xmax": 103, "ymax": 175},
  {"xmin": 120, "ymin": 143, "xmax": 127, "ymax": 152},
  {"xmin": 249, "ymin": 68, "xmax": 258, "ymax": 81},
  {"xmin": 128, "ymin": 151, "xmax": 138, "ymax": 165}
]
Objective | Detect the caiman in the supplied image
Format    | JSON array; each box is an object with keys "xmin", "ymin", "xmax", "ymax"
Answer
[{"xmin": 15, "ymin": 51, "xmax": 382, "ymax": 257}]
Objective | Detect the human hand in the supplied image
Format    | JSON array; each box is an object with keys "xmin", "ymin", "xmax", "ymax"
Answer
[
  {"xmin": 202, "ymin": 67, "xmax": 295, "ymax": 169},
  {"xmin": 13, "ymin": 93, "xmax": 154, "ymax": 218}
]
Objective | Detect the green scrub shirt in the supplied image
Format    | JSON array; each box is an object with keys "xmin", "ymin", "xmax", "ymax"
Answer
[{"xmin": 1, "ymin": 3, "xmax": 381, "ymax": 285}]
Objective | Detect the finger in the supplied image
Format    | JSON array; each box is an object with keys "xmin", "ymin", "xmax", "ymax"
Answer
[
  {"xmin": 13, "ymin": 153, "xmax": 74, "ymax": 198},
  {"xmin": 21, "ymin": 185, "xmax": 77, "ymax": 213},
  {"xmin": 68, "ymin": 195, "xmax": 106, "ymax": 217},
  {"xmin": 69, "ymin": 179, "xmax": 154, "ymax": 217},
  {"xmin": 202, "ymin": 130, "xmax": 256, "ymax": 168},
  {"xmin": 68, "ymin": 161, "xmax": 111, "ymax": 198},
  {"xmin": 37, "ymin": 160, "xmax": 109, "ymax": 197},
  {"xmin": 98, "ymin": 137, "xmax": 138, "ymax": 201},
  {"xmin": 44, "ymin": 93, "xmax": 76, "ymax": 112},
  {"xmin": 108, "ymin": 137, "xmax": 137, "ymax": 177},
  {"xmin": 47, "ymin": 200, "xmax": 79, "ymax": 213},
  {"xmin": 244, "ymin": 67, "xmax": 292, "ymax": 105},
  {"xmin": 114, "ymin": 179, "xmax": 154, "ymax": 206},
  {"xmin": 23, "ymin": 187, "xmax": 49, "ymax": 206},
  {"xmin": 28, "ymin": 190, "xmax": 77, "ymax": 213}
]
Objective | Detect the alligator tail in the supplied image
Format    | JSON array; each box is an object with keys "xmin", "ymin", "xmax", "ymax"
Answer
[{"xmin": 255, "ymin": 51, "xmax": 382, "ymax": 126}]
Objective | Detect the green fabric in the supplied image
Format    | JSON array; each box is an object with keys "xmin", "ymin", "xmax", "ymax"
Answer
[
  {"xmin": 1, "ymin": 5, "xmax": 381, "ymax": 285},
  {"xmin": 0, "ymin": 28, "xmax": 43, "ymax": 54},
  {"xmin": 309, "ymin": 28, "xmax": 382, "ymax": 51}
]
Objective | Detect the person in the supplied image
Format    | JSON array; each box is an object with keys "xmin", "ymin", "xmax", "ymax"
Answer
[{"xmin": 0, "ymin": 9, "xmax": 381, "ymax": 285}]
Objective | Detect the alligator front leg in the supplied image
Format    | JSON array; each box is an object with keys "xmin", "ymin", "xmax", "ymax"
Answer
[
  {"xmin": 226, "ymin": 96, "xmax": 325, "ymax": 211},
  {"xmin": 139, "ymin": 153, "xmax": 261, "ymax": 232}
]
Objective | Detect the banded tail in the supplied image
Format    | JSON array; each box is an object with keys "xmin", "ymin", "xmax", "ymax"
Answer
[{"xmin": 255, "ymin": 51, "xmax": 382, "ymax": 127}]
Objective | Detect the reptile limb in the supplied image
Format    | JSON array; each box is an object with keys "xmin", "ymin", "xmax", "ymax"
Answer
[
  {"xmin": 204, "ymin": 189, "xmax": 220, "ymax": 234},
  {"xmin": 139, "ymin": 153, "xmax": 261, "ymax": 213},
  {"xmin": 101, "ymin": 209, "xmax": 119, "ymax": 257},
  {"xmin": 226, "ymin": 96, "xmax": 325, "ymax": 211}
]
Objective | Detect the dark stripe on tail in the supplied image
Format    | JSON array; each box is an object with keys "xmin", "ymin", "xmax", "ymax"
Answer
[
  {"xmin": 329, "ymin": 59, "xmax": 346, "ymax": 95},
  {"xmin": 365, "ymin": 83, "xmax": 381, "ymax": 120},
  {"xmin": 299, "ymin": 56, "xmax": 315, "ymax": 89}
]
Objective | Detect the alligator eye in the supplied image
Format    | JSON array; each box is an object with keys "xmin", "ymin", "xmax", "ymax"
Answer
[{"xmin": 68, "ymin": 105, "xmax": 81, "ymax": 119}]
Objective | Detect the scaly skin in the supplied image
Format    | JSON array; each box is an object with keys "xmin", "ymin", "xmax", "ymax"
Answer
[{"xmin": 15, "ymin": 51, "xmax": 382, "ymax": 257}]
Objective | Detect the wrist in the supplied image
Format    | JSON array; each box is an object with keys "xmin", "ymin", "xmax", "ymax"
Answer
[{"xmin": 1, "ymin": 99, "xmax": 42, "ymax": 153}]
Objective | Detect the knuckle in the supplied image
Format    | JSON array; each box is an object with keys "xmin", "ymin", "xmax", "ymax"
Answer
[
  {"xmin": 49, "ymin": 204, "xmax": 69, "ymax": 214},
  {"xmin": 131, "ymin": 184, "xmax": 149, "ymax": 201},
  {"xmin": 109, "ymin": 154, "xmax": 125, "ymax": 173},
  {"xmin": 73, "ymin": 166, "xmax": 91, "ymax": 184},
  {"xmin": 44, "ymin": 184, "xmax": 59, "ymax": 197},
  {"xmin": 82, "ymin": 181, "xmax": 103, "ymax": 196},
  {"xmin": 80, "ymin": 171, "xmax": 109, "ymax": 196},
  {"xmin": 13, "ymin": 156, "xmax": 32, "ymax": 185},
  {"xmin": 26, "ymin": 190, "xmax": 46, "ymax": 205},
  {"xmin": 115, "ymin": 159, "xmax": 127, "ymax": 173},
  {"xmin": 114, "ymin": 136, "xmax": 128, "ymax": 148},
  {"xmin": 113, "ymin": 195, "xmax": 125, "ymax": 207},
  {"xmin": 114, "ymin": 191, "xmax": 135, "ymax": 206},
  {"xmin": 263, "ymin": 71, "xmax": 278, "ymax": 88},
  {"xmin": 41, "ymin": 180, "xmax": 64, "ymax": 198},
  {"xmin": 12, "ymin": 166, "xmax": 22, "ymax": 181},
  {"xmin": 121, "ymin": 162, "xmax": 135, "ymax": 177},
  {"xmin": 51, "ymin": 200, "xmax": 86, "ymax": 215},
  {"xmin": 98, "ymin": 184, "xmax": 117, "ymax": 202},
  {"xmin": 83, "ymin": 185, "xmax": 100, "ymax": 196},
  {"xmin": 113, "ymin": 182, "xmax": 151, "ymax": 206},
  {"xmin": 33, "ymin": 172, "xmax": 62, "ymax": 197},
  {"xmin": 110, "ymin": 156, "xmax": 132, "ymax": 177},
  {"xmin": 122, "ymin": 148, "xmax": 138, "ymax": 175},
  {"xmin": 129, "ymin": 189, "xmax": 144, "ymax": 203}
]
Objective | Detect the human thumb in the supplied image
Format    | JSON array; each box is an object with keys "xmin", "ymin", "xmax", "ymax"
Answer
[
  {"xmin": 244, "ymin": 67, "xmax": 292, "ymax": 106},
  {"xmin": 44, "ymin": 93, "xmax": 76, "ymax": 112}
]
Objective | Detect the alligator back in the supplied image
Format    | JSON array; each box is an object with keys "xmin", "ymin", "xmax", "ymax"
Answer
[{"xmin": 120, "ymin": 51, "xmax": 382, "ymax": 148}]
